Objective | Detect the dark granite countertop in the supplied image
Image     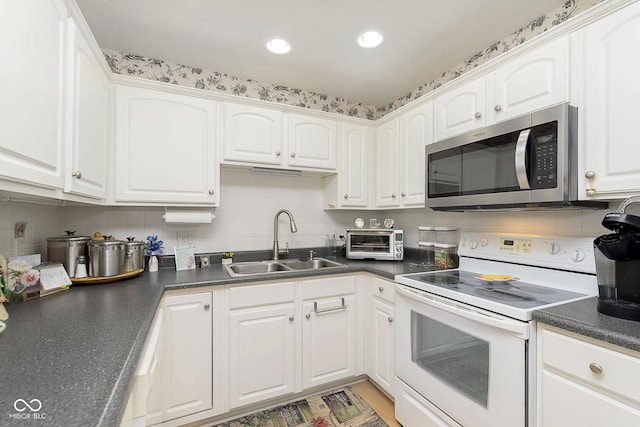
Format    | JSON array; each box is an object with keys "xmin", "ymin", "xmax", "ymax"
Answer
[
  {"xmin": 0, "ymin": 256, "xmax": 429, "ymax": 427},
  {"xmin": 533, "ymin": 297, "xmax": 640, "ymax": 352}
]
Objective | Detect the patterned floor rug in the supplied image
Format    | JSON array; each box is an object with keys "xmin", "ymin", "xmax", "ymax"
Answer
[{"xmin": 213, "ymin": 385, "xmax": 389, "ymax": 427}]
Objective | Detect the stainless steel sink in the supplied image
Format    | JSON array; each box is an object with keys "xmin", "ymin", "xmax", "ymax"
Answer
[
  {"xmin": 279, "ymin": 258, "xmax": 344, "ymax": 270},
  {"xmin": 224, "ymin": 258, "xmax": 346, "ymax": 277}
]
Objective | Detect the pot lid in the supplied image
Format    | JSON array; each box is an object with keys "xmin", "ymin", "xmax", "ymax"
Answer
[{"xmin": 47, "ymin": 230, "xmax": 91, "ymax": 242}]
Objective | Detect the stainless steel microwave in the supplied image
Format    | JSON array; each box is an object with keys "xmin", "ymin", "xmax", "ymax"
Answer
[
  {"xmin": 346, "ymin": 229, "xmax": 403, "ymax": 261},
  {"xmin": 426, "ymin": 103, "xmax": 605, "ymax": 211}
]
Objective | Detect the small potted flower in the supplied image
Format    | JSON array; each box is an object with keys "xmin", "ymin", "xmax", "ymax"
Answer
[
  {"xmin": 221, "ymin": 251, "xmax": 234, "ymax": 265},
  {"xmin": 145, "ymin": 235, "xmax": 164, "ymax": 272}
]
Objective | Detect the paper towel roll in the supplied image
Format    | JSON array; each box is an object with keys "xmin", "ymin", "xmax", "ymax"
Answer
[{"xmin": 163, "ymin": 209, "xmax": 215, "ymax": 224}]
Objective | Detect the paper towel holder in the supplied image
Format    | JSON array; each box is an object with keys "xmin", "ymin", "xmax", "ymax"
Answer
[{"xmin": 162, "ymin": 208, "xmax": 216, "ymax": 224}]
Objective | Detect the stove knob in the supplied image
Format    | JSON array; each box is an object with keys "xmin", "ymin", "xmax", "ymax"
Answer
[
  {"xmin": 547, "ymin": 241, "xmax": 560, "ymax": 254},
  {"xmin": 571, "ymin": 248, "xmax": 586, "ymax": 262},
  {"xmin": 470, "ymin": 239, "xmax": 478, "ymax": 249},
  {"xmin": 480, "ymin": 237, "xmax": 489, "ymax": 247}
]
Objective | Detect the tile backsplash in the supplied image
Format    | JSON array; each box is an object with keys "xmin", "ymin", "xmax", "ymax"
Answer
[{"xmin": 0, "ymin": 169, "xmax": 612, "ymax": 259}]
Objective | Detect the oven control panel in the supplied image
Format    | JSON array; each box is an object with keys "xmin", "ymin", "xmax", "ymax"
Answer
[{"xmin": 458, "ymin": 232, "xmax": 596, "ymax": 274}]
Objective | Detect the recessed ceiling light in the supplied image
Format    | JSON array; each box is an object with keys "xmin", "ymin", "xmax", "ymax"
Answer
[
  {"xmin": 357, "ymin": 30, "xmax": 384, "ymax": 48},
  {"xmin": 266, "ymin": 38, "xmax": 291, "ymax": 54}
]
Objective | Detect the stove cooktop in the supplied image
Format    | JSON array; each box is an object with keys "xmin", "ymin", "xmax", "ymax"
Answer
[{"xmin": 396, "ymin": 269, "xmax": 592, "ymax": 321}]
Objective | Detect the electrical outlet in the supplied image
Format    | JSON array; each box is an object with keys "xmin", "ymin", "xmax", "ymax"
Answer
[
  {"xmin": 178, "ymin": 233, "xmax": 194, "ymax": 246},
  {"xmin": 15, "ymin": 222, "xmax": 27, "ymax": 238}
]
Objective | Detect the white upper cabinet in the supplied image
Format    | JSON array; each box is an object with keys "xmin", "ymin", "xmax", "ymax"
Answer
[
  {"xmin": 0, "ymin": 0, "xmax": 67, "ymax": 191},
  {"xmin": 375, "ymin": 118, "xmax": 401, "ymax": 208},
  {"xmin": 65, "ymin": 19, "xmax": 109, "ymax": 200},
  {"xmin": 434, "ymin": 76, "xmax": 487, "ymax": 141},
  {"xmin": 287, "ymin": 114, "xmax": 337, "ymax": 170},
  {"xmin": 223, "ymin": 103, "xmax": 283, "ymax": 166},
  {"xmin": 488, "ymin": 36, "xmax": 569, "ymax": 123},
  {"xmin": 398, "ymin": 101, "xmax": 432, "ymax": 207},
  {"xmin": 113, "ymin": 84, "xmax": 219, "ymax": 205},
  {"xmin": 577, "ymin": 1, "xmax": 640, "ymax": 200},
  {"xmin": 324, "ymin": 122, "xmax": 372, "ymax": 209},
  {"xmin": 223, "ymin": 104, "xmax": 337, "ymax": 172},
  {"xmin": 435, "ymin": 36, "xmax": 569, "ymax": 141}
]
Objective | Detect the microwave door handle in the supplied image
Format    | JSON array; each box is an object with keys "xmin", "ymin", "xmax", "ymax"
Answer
[{"xmin": 515, "ymin": 129, "xmax": 531, "ymax": 190}]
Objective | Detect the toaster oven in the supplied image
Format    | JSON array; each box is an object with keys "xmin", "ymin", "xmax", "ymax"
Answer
[{"xmin": 346, "ymin": 229, "xmax": 404, "ymax": 261}]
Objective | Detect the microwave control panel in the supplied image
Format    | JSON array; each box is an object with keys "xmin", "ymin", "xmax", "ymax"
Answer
[{"xmin": 531, "ymin": 121, "xmax": 558, "ymax": 189}]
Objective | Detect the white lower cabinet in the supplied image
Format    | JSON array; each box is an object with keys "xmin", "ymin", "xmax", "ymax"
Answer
[
  {"xmin": 227, "ymin": 281, "xmax": 297, "ymax": 409},
  {"xmin": 365, "ymin": 276, "xmax": 395, "ymax": 397},
  {"xmin": 302, "ymin": 275, "xmax": 360, "ymax": 389},
  {"xmin": 146, "ymin": 291, "xmax": 214, "ymax": 425},
  {"xmin": 537, "ymin": 324, "xmax": 640, "ymax": 426}
]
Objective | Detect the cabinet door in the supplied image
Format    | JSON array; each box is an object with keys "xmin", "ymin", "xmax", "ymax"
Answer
[
  {"xmin": 340, "ymin": 123, "xmax": 371, "ymax": 207},
  {"xmin": 114, "ymin": 85, "xmax": 218, "ymax": 204},
  {"xmin": 369, "ymin": 298, "xmax": 395, "ymax": 397},
  {"xmin": 399, "ymin": 102, "xmax": 432, "ymax": 208},
  {"xmin": 65, "ymin": 20, "xmax": 109, "ymax": 200},
  {"xmin": 489, "ymin": 36, "xmax": 568, "ymax": 123},
  {"xmin": 579, "ymin": 2, "xmax": 640, "ymax": 199},
  {"xmin": 434, "ymin": 76, "xmax": 486, "ymax": 141},
  {"xmin": 0, "ymin": 0, "xmax": 67, "ymax": 189},
  {"xmin": 302, "ymin": 294, "xmax": 357, "ymax": 389},
  {"xmin": 540, "ymin": 371, "xmax": 640, "ymax": 426},
  {"xmin": 146, "ymin": 292, "xmax": 213, "ymax": 424},
  {"xmin": 375, "ymin": 118, "xmax": 400, "ymax": 208},
  {"xmin": 288, "ymin": 114, "xmax": 337, "ymax": 170},
  {"xmin": 228, "ymin": 303, "xmax": 296, "ymax": 409},
  {"xmin": 223, "ymin": 103, "xmax": 283, "ymax": 165}
]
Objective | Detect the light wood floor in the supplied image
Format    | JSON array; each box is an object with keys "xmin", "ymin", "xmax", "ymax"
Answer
[{"xmin": 351, "ymin": 380, "xmax": 401, "ymax": 427}]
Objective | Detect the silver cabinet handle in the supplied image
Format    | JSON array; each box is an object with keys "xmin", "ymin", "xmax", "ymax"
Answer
[
  {"xmin": 589, "ymin": 363, "xmax": 603, "ymax": 374},
  {"xmin": 204, "ymin": 303, "xmax": 210, "ymax": 310},
  {"xmin": 72, "ymin": 171, "xmax": 82, "ymax": 179},
  {"xmin": 388, "ymin": 317, "xmax": 393, "ymax": 323},
  {"xmin": 276, "ymin": 151, "xmax": 281, "ymax": 156},
  {"xmin": 291, "ymin": 152, "xmax": 296, "ymax": 158},
  {"xmin": 289, "ymin": 316, "xmax": 294, "ymax": 322},
  {"xmin": 313, "ymin": 298, "xmax": 347, "ymax": 315},
  {"xmin": 475, "ymin": 112, "xmax": 482, "ymax": 119},
  {"xmin": 344, "ymin": 194, "xmax": 349, "ymax": 199},
  {"xmin": 208, "ymin": 189, "xmax": 214, "ymax": 195},
  {"xmin": 379, "ymin": 286, "xmax": 384, "ymax": 292},
  {"xmin": 494, "ymin": 105, "xmax": 502, "ymax": 112}
]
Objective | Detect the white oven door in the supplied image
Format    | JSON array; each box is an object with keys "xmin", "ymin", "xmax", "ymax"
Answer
[{"xmin": 395, "ymin": 284, "xmax": 530, "ymax": 427}]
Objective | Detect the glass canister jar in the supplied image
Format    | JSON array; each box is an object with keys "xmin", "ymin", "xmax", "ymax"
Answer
[{"xmin": 434, "ymin": 243, "xmax": 459, "ymax": 269}]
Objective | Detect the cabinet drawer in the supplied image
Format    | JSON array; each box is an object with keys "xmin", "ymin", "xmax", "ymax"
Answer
[
  {"xmin": 302, "ymin": 275, "xmax": 356, "ymax": 300},
  {"xmin": 541, "ymin": 328, "xmax": 640, "ymax": 404},
  {"xmin": 371, "ymin": 276, "xmax": 395, "ymax": 303},
  {"xmin": 229, "ymin": 281, "xmax": 295, "ymax": 308}
]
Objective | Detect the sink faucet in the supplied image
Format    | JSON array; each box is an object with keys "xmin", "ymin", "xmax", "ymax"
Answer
[{"xmin": 272, "ymin": 209, "xmax": 298, "ymax": 260}]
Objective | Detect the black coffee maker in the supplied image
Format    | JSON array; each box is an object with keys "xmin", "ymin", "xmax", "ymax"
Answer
[{"xmin": 594, "ymin": 196, "xmax": 640, "ymax": 320}]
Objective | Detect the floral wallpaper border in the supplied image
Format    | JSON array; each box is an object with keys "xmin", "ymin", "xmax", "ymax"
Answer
[{"xmin": 105, "ymin": 0, "xmax": 599, "ymax": 121}]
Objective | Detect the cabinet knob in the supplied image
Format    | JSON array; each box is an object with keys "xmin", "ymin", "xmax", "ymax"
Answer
[
  {"xmin": 379, "ymin": 286, "xmax": 384, "ymax": 293},
  {"xmin": 585, "ymin": 171, "xmax": 597, "ymax": 196},
  {"xmin": 392, "ymin": 194, "xmax": 397, "ymax": 198},
  {"xmin": 475, "ymin": 112, "xmax": 482, "ymax": 119},
  {"xmin": 72, "ymin": 171, "xmax": 82, "ymax": 179},
  {"xmin": 589, "ymin": 363, "xmax": 603, "ymax": 374},
  {"xmin": 276, "ymin": 151, "xmax": 281, "ymax": 156},
  {"xmin": 289, "ymin": 316, "xmax": 294, "ymax": 322},
  {"xmin": 401, "ymin": 192, "xmax": 406, "ymax": 197},
  {"xmin": 305, "ymin": 313, "xmax": 311, "ymax": 319},
  {"xmin": 344, "ymin": 194, "xmax": 349, "ymax": 199},
  {"xmin": 208, "ymin": 189, "xmax": 214, "ymax": 195},
  {"xmin": 388, "ymin": 317, "xmax": 394, "ymax": 323},
  {"xmin": 494, "ymin": 105, "xmax": 502, "ymax": 112},
  {"xmin": 290, "ymin": 152, "xmax": 296, "ymax": 158},
  {"xmin": 204, "ymin": 303, "xmax": 210, "ymax": 310},
  {"xmin": 585, "ymin": 171, "xmax": 596, "ymax": 179}
]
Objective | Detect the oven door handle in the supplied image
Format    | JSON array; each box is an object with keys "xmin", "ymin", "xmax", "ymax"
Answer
[{"xmin": 395, "ymin": 285, "xmax": 529, "ymax": 339}]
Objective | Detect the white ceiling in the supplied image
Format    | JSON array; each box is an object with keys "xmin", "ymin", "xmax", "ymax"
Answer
[{"xmin": 76, "ymin": 0, "xmax": 568, "ymax": 107}]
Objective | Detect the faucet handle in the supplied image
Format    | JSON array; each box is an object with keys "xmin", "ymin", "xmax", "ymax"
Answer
[{"xmin": 309, "ymin": 250, "xmax": 316, "ymax": 260}]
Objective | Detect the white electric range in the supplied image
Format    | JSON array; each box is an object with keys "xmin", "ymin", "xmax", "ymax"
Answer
[{"xmin": 394, "ymin": 232, "xmax": 598, "ymax": 427}]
